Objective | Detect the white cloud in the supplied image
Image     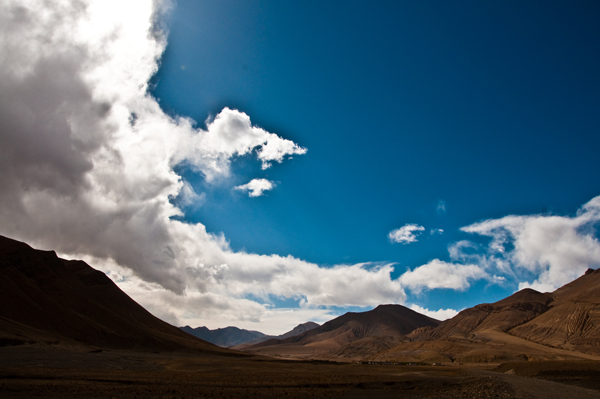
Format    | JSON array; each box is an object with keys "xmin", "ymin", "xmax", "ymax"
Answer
[
  {"xmin": 409, "ymin": 304, "xmax": 459, "ymax": 321},
  {"xmin": 177, "ymin": 181, "xmax": 206, "ymax": 208},
  {"xmin": 0, "ymin": 0, "xmax": 405, "ymax": 328},
  {"xmin": 462, "ymin": 196, "xmax": 600, "ymax": 292},
  {"xmin": 436, "ymin": 200, "xmax": 447, "ymax": 214},
  {"xmin": 399, "ymin": 259, "xmax": 489, "ymax": 293},
  {"xmin": 6, "ymin": 0, "xmax": 596, "ymax": 333},
  {"xmin": 430, "ymin": 228, "xmax": 444, "ymax": 235},
  {"xmin": 234, "ymin": 178, "xmax": 274, "ymax": 197},
  {"xmin": 174, "ymin": 108, "xmax": 307, "ymax": 181},
  {"xmin": 102, "ymin": 255, "xmax": 337, "ymax": 335},
  {"xmin": 389, "ymin": 224, "xmax": 425, "ymax": 244},
  {"xmin": 84, "ymin": 254, "xmax": 405, "ymax": 332},
  {"xmin": 448, "ymin": 240, "xmax": 479, "ymax": 261}
]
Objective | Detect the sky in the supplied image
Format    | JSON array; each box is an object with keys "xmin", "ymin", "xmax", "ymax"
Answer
[{"xmin": 1, "ymin": 0, "xmax": 600, "ymax": 335}]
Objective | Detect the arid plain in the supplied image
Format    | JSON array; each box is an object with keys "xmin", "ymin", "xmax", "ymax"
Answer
[{"xmin": 3, "ymin": 345, "xmax": 600, "ymax": 398}]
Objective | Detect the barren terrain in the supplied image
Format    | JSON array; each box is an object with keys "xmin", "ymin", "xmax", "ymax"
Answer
[
  {"xmin": 3, "ymin": 235, "xmax": 600, "ymax": 397},
  {"xmin": 244, "ymin": 269, "xmax": 600, "ymax": 364},
  {"xmin": 2, "ymin": 345, "xmax": 600, "ymax": 398}
]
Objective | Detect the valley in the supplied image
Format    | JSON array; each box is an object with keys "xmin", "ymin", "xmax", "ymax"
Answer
[{"xmin": 2, "ymin": 234, "xmax": 600, "ymax": 398}]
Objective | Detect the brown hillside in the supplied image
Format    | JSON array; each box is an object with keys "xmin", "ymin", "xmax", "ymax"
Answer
[
  {"xmin": 228, "ymin": 322, "xmax": 321, "ymax": 350},
  {"xmin": 375, "ymin": 273, "xmax": 600, "ymax": 364},
  {"xmin": 243, "ymin": 304, "xmax": 440, "ymax": 360},
  {"xmin": 509, "ymin": 268, "xmax": 600, "ymax": 354},
  {"xmin": 0, "ymin": 235, "xmax": 231, "ymax": 354},
  {"xmin": 278, "ymin": 321, "xmax": 320, "ymax": 340},
  {"xmin": 416, "ymin": 288, "xmax": 552, "ymax": 341}
]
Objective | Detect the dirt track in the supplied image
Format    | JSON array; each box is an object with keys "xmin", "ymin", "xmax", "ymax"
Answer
[{"xmin": 473, "ymin": 370, "xmax": 600, "ymax": 399}]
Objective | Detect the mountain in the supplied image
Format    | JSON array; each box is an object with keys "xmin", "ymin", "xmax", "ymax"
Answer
[
  {"xmin": 277, "ymin": 321, "xmax": 320, "ymax": 340},
  {"xmin": 240, "ymin": 270, "xmax": 600, "ymax": 363},
  {"xmin": 181, "ymin": 321, "xmax": 320, "ymax": 348},
  {"xmin": 417, "ymin": 288, "xmax": 553, "ymax": 341},
  {"xmin": 509, "ymin": 268, "xmax": 600, "ymax": 354},
  {"xmin": 3, "ymin": 232, "xmax": 599, "ymax": 365},
  {"xmin": 242, "ymin": 304, "xmax": 440, "ymax": 360},
  {"xmin": 0, "ymin": 235, "xmax": 228, "ymax": 353},
  {"xmin": 180, "ymin": 326, "xmax": 267, "ymax": 347},
  {"xmin": 372, "ymin": 270, "xmax": 600, "ymax": 364}
]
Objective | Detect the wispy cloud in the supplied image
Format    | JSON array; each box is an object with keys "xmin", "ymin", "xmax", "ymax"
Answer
[
  {"xmin": 448, "ymin": 240, "xmax": 480, "ymax": 261},
  {"xmin": 461, "ymin": 196, "xmax": 600, "ymax": 292},
  {"xmin": 436, "ymin": 199, "xmax": 447, "ymax": 215},
  {"xmin": 389, "ymin": 224, "xmax": 425, "ymax": 244},
  {"xmin": 234, "ymin": 178, "xmax": 274, "ymax": 197},
  {"xmin": 395, "ymin": 196, "xmax": 600, "ymax": 296},
  {"xmin": 177, "ymin": 181, "xmax": 206, "ymax": 208}
]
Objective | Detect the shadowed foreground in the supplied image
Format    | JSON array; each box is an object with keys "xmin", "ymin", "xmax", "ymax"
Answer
[{"xmin": 2, "ymin": 346, "xmax": 600, "ymax": 398}]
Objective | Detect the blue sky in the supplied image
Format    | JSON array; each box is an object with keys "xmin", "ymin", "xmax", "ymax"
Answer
[
  {"xmin": 153, "ymin": 1, "xmax": 600, "ymax": 312},
  {"xmin": 2, "ymin": 0, "xmax": 600, "ymax": 334}
]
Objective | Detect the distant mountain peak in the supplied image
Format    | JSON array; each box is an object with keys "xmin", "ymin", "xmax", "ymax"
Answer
[
  {"xmin": 243, "ymin": 303, "xmax": 440, "ymax": 358},
  {"xmin": 181, "ymin": 321, "xmax": 321, "ymax": 348}
]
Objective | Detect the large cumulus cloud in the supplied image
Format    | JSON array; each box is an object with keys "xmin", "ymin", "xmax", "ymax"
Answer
[{"xmin": 0, "ymin": 0, "xmax": 405, "ymax": 333}]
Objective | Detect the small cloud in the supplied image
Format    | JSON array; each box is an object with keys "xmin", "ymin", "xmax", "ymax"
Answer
[
  {"xmin": 234, "ymin": 178, "xmax": 275, "ymax": 197},
  {"xmin": 430, "ymin": 228, "xmax": 444, "ymax": 235},
  {"xmin": 409, "ymin": 304, "xmax": 459, "ymax": 321},
  {"xmin": 436, "ymin": 200, "xmax": 447, "ymax": 215},
  {"xmin": 389, "ymin": 224, "xmax": 425, "ymax": 244},
  {"xmin": 399, "ymin": 259, "xmax": 489, "ymax": 293}
]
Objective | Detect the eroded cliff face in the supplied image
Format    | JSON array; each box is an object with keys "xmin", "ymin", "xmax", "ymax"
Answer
[
  {"xmin": 409, "ymin": 288, "xmax": 553, "ymax": 342},
  {"xmin": 405, "ymin": 269, "xmax": 600, "ymax": 355},
  {"xmin": 509, "ymin": 268, "xmax": 600, "ymax": 354},
  {"xmin": 368, "ymin": 270, "xmax": 600, "ymax": 364}
]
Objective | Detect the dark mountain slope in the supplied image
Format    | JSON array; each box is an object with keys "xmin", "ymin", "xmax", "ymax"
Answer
[
  {"xmin": 265, "ymin": 304, "xmax": 439, "ymax": 346},
  {"xmin": 244, "ymin": 305, "xmax": 440, "ymax": 359},
  {"xmin": 182, "ymin": 321, "xmax": 321, "ymax": 348},
  {"xmin": 0, "ymin": 235, "xmax": 229, "ymax": 353},
  {"xmin": 181, "ymin": 326, "xmax": 267, "ymax": 347}
]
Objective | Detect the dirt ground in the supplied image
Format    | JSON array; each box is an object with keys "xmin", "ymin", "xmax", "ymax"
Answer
[{"xmin": 1, "ymin": 346, "xmax": 600, "ymax": 398}]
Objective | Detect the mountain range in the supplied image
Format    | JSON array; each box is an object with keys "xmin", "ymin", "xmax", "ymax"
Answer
[
  {"xmin": 2, "ymin": 234, "xmax": 600, "ymax": 366},
  {"xmin": 239, "ymin": 268, "xmax": 600, "ymax": 363},
  {"xmin": 180, "ymin": 322, "xmax": 319, "ymax": 348},
  {"xmin": 241, "ymin": 304, "xmax": 441, "ymax": 359}
]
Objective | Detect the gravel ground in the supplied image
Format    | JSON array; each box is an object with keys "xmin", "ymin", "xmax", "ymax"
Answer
[{"xmin": 1, "ymin": 347, "xmax": 600, "ymax": 398}]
